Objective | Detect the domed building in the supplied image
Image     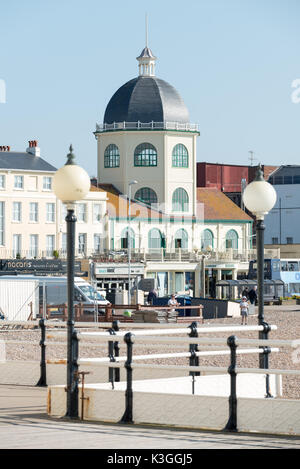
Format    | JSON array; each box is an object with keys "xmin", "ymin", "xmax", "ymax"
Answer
[
  {"xmin": 93, "ymin": 45, "xmax": 253, "ymax": 300},
  {"xmin": 95, "ymin": 45, "xmax": 199, "ymax": 215}
]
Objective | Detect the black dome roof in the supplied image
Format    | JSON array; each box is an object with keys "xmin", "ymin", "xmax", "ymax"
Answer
[{"xmin": 103, "ymin": 76, "xmax": 190, "ymax": 124}]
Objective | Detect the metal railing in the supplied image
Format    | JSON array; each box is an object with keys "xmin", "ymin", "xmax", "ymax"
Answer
[
  {"xmin": 0, "ymin": 247, "xmax": 280, "ymax": 263},
  {"xmin": 95, "ymin": 121, "xmax": 200, "ymax": 133},
  {"xmin": 44, "ymin": 321, "xmax": 300, "ymax": 430}
]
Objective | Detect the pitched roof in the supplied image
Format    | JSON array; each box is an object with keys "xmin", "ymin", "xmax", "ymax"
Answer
[
  {"xmin": 0, "ymin": 152, "xmax": 57, "ymax": 172},
  {"xmin": 197, "ymin": 188, "xmax": 252, "ymax": 221},
  {"xmin": 95, "ymin": 184, "xmax": 252, "ymax": 223}
]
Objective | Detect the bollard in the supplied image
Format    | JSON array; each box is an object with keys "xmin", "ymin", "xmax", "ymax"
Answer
[
  {"xmin": 36, "ymin": 318, "xmax": 47, "ymax": 387},
  {"xmin": 65, "ymin": 329, "xmax": 79, "ymax": 419},
  {"xmin": 188, "ymin": 322, "xmax": 200, "ymax": 395},
  {"xmin": 120, "ymin": 332, "xmax": 134, "ymax": 424},
  {"xmin": 224, "ymin": 335, "xmax": 238, "ymax": 432}
]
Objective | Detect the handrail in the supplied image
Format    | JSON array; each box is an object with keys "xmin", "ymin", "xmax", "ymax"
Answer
[
  {"xmin": 49, "ymin": 324, "xmax": 277, "ymax": 339},
  {"xmin": 46, "ymin": 347, "xmax": 279, "ymax": 365}
]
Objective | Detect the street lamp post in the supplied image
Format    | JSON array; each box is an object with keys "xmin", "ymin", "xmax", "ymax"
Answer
[
  {"xmin": 53, "ymin": 145, "xmax": 90, "ymax": 418},
  {"xmin": 242, "ymin": 164, "xmax": 276, "ymax": 369},
  {"xmin": 128, "ymin": 180, "xmax": 138, "ymax": 305}
]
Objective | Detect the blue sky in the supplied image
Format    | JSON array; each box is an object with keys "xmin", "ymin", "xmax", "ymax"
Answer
[{"xmin": 0, "ymin": 0, "xmax": 300, "ymax": 175}]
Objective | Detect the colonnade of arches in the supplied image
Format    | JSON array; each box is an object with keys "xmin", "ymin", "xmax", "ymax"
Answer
[{"xmin": 120, "ymin": 227, "xmax": 239, "ymax": 250}]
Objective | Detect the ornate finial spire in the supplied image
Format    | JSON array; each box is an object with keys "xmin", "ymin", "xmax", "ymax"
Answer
[
  {"xmin": 66, "ymin": 144, "xmax": 75, "ymax": 165},
  {"xmin": 136, "ymin": 14, "xmax": 156, "ymax": 77}
]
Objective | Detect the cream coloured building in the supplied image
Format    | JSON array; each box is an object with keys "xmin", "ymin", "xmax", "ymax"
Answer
[
  {"xmin": 91, "ymin": 45, "xmax": 255, "ymax": 298},
  {"xmin": 0, "ymin": 141, "xmax": 107, "ymax": 259}
]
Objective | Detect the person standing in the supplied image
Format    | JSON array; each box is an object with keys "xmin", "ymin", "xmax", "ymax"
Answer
[
  {"xmin": 168, "ymin": 294, "xmax": 180, "ymax": 322},
  {"xmin": 147, "ymin": 288, "xmax": 157, "ymax": 305},
  {"xmin": 248, "ymin": 286, "xmax": 257, "ymax": 305},
  {"xmin": 242, "ymin": 287, "xmax": 249, "ymax": 299},
  {"xmin": 240, "ymin": 296, "xmax": 249, "ymax": 325}
]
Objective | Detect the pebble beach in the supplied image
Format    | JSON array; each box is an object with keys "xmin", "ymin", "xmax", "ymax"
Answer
[{"xmin": 1, "ymin": 304, "xmax": 299, "ymax": 399}]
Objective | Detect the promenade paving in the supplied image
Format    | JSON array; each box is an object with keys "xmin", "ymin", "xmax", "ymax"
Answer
[{"xmin": 0, "ymin": 385, "xmax": 300, "ymax": 449}]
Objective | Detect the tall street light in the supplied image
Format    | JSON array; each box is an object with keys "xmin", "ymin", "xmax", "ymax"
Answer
[
  {"xmin": 243, "ymin": 164, "xmax": 276, "ymax": 368},
  {"xmin": 53, "ymin": 145, "xmax": 90, "ymax": 418},
  {"xmin": 128, "ymin": 180, "xmax": 138, "ymax": 305}
]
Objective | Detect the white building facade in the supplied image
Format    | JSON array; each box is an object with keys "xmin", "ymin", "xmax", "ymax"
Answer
[{"xmin": 0, "ymin": 142, "xmax": 107, "ymax": 260}]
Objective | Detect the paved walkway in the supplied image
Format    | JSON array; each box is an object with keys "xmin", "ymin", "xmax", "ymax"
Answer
[{"xmin": 0, "ymin": 385, "xmax": 300, "ymax": 449}]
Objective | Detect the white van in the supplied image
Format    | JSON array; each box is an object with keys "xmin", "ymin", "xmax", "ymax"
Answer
[{"xmin": 0, "ymin": 275, "xmax": 110, "ymax": 309}]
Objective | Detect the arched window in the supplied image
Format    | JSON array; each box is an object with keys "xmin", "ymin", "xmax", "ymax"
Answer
[
  {"xmin": 104, "ymin": 144, "xmax": 120, "ymax": 168},
  {"xmin": 135, "ymin": 187, "xmax": 158, "ymax": 206},
  {"xmin": 226, "ymin": 229, "xmax": 238, "ymax": 250},
  {"xmin": 172, "ymin": 188, "xmax": 189, "ymax": 212},
  {"xmin": 201, "ymin": 229, "xmax": 214, "ymax": 250},
  {"xmin": 148, "ymin": 228, "xmax": 166, "ymax": 249},
  {"xmin": 172, "ymin": 144, "xmax": 188, "ymax": 168},
  {"xmin": 121, "ymin": 227, "xmax": 135, "ymax": 249},
  {"xmin": 174, "ymin": 229, "xmax": 188, "ymax": 249},
  {"xmin": 134, "ymin": 143, "xmax": 157, "ymax": 167}
]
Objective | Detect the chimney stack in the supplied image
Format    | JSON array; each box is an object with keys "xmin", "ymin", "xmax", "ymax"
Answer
[
  {"xmin": 0, "ymin": 146, "xmax": 10, "ymax": 152},
  {"xmin": 26, "ymin": 140, "xmax": 40, "ymax": 157}
]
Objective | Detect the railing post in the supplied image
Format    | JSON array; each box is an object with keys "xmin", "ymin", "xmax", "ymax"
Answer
[
  {"xmin": 36, "ymin": 318, "xmax": 47, "ymax": 387},
  {"xmin": 120, "ymin": 332, "xmax": 134, "ymax": 424},
  {"xmin": 112, "ymin": 320, "xmax": 120, "ymax": 382},
  {"xmin": 188, "ymin": 321, "xmax": 200, "ymax": 395},
  {"xmin": 225, "ymin": 335, "xmax": 238, "ymax": 432},
  {"xmin": 260, "ymin": 321, "xmax": 273, "ymax": 398},
  {"xmin": 108, "ymin": 328, "xmax": 116, "ymax": 388},
  {"xmin": 65, "ymin": 329, "xmax": 79, "ymax": 419}
]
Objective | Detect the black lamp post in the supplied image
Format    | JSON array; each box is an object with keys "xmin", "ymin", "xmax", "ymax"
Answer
[
  {"xmin": 53, "ymin": 145, "xmax": 90, "ymax": 418},
  {"xmin": 243, "ymin": 164, "xmax": 276, "ymax": 368}
]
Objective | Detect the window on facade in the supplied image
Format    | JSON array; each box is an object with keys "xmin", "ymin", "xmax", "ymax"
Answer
[
  {"xmin": 272, "ymin": 237, "xmax": 279, "ymax": 245},
  {"xmin": 94, "ymin": 234, "xmax": 101, "ymax": 253},
  {"xmin": 43, "ymin": 177, "xmax": 52, "ymax": 190},
  {"xmin": 294, "ymin": 175, "xmax": 300, "ymax": 184},
  {"xmin": 104, "ymin": 144, "xmax": 120, "ymax": 168},
  {"xmin": 77, "ymin": 203, "xmax": 87, "ymax": 222},
  {"xmin": 201, "ymin": 229, "xmax": 214, "ymax": 250},
  {"xmin": 62, "ymin": 233, "xmax": 67, "ymax": 253},
  {"xmin": 14, "ymin": 175, "xmax": 24, "ymax": 189},
  {"xmin": 134, "ymin": 143, "xmax": 157, "ymax": 167},
  {"xmin": 134, "ymin": 187, "xmax": 158, "ymax": 206},
  {"xmin": 29, "ymin": 202, "xmax": 38, "ymax": 222},
  {"xmin": 284, "ymin": 176, "xmax": 293, "ymax": 184},
  {"xmin": 148, "ymin": 228, "xmax": 166, "ymax": 249},
  {"xmin": 0, "ymin": 202, "xmax": 4, "ymax": 245},
  {"xmin": 29, "ymin": 234, "xmax": 38, "ymax": 258},
  {"xmin": 287, "ymin": 237, "xmax": 293, "ymax": 244},
  {"xmin": 121, "ymin": 227, "xmax": 135, "ymax": 249},
  {"xmin": 46, "ymin": 203, "xmax": 55, "ymax": 222},
  {"xmin": 93, "ymin": 204, "xmax": 102, "ymax": 223},
  {"xmin": 78, "ymin": 233, "xmax": 86, "ymax": 254},
  {"xmin": 174, "ymin": 229, "xmax": 188, "ymax": 249},
  {"xmin": 46, "ymin": 235, "xmax": 55, "ymax": 257},
  {"xmin": 61, "ymin": 204, "xmax": 67, "ymax": 222},
  {"xmin": 172, "ymin": 144, "xmax": 188, "ymax": 168},
  {"xmin": 225, "ymin": 230, "xmax": 238, "ymax": 250},
  {"xmin": 12, "ymin": 202, "xmax": 22, "ymax": 222},
  {"xmin": 172, "ymin": 188, "xmax": 189, "ymax": 212},
  {"xmin": 13, "ymin": 234, "xmax": 21, "ymax": 257},
  {"xmin": 0, "ymin": 175, "xmax": 5, "ymax": 189},
  {"xmin": 274, "ymin": 176, "xmax": 283, "ymax": 185}
]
